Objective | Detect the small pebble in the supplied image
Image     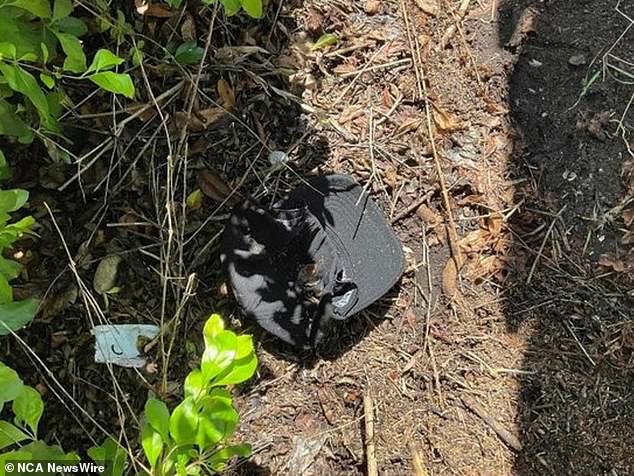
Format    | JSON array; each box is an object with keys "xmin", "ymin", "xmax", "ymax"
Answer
[{"xmin": 568, "ymin": 54, "xmax": 587, "ymax": 66}]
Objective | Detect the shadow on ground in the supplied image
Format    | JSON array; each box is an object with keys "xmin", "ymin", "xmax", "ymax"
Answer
[{"xmin": 499, "ymin": 0, "xmax": 634, "ymax": 473}]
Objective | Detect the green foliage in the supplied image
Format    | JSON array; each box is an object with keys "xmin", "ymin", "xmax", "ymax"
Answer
[
  {"xmin": 87, "ymin": 437, "xmax": 128, "ymax": 476},
  {"xmin": 199, "ymin": 0, "xmax": 263, "ymax": 18},
  {"xmin": 0, "ymin": 183, "xmax": 37, "ymax": 335},
  {"xmin": 0, "ymin": 361, "xmax": 78, "ymax": 466},
  {"xmin": 174, "ymin": 42, "xmax": 205, "ymax": 66},
  {"xmin": 0, "ymin": 0, "xmax": 136, "ymax": 148},
  {"xmin": 141, "ymin": 314, "xmax": 258, "ymax": 475}
]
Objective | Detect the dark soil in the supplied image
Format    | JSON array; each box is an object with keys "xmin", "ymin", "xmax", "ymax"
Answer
[{"xmin": 2, "ymin": 0, "xmax": 633, "ymax": 475}]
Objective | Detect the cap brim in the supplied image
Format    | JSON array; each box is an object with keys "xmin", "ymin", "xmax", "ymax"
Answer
[{"xmin": 285, "ymin": 175, "xmax": 405, "ymax": 316}]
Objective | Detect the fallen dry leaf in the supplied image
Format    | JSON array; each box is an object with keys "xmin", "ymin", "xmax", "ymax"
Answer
[
  {"xmin": 304, "ymin": 9, "xmax": 324, "ymax": 36},
  {"xmin": 40, "ymin": 283, "xmax": 78, "ymax": 321},
  {"xmin": 135, "ymin": 0, "xmax": 174, "ymax": 17},
  {"xmin": 198, "ymin": 169, "xmax": 232, "ymax": 202},
  {"xmin": 464, "ymin": 255, "xmax": 506, "ymax": 282},
  {"xmin": 415, "ymin": 0, "xmax": 439, "ymax": 16},
  {"xmin": 217, "ymin": 79, "xmax": 235, "ymax": 109},
  {"xmin": 433, "ymin": 105, "xmax": 460, "ymax": 132},
  {"xmin": 598, "ymin": 254, "xmax": 626, "ymax": 273},
  {"xmin": 442, "ymin": 258, "xmax": 458, "ymax": 297},
  {"xmin": 416, "ymin": 204, "xmax": 441, "ymax": 226},
  {"xmin": 384, "ymin": 165, "xmax": 398, "ymax": 189},
  {"xmin": 623, "ymin": 208, "xmax": 634, "ymax": 227},
  {"xmin": 365, "ymin": 0, "xmax": 381, "ymax": 14},
  {"xmin": 173, "ymin": 108, "xmax": 226, "ymax": 132},
  {"xmin": 622, "ymin": 230, "xmax": 634, "ymax": 246},
  {"xmin": 181, "ymin": 12, "xmax": 196, "ymax": 41},
  {"xmin": 93, "ymin": 255, "xmax": 123, "ymax": 295}
]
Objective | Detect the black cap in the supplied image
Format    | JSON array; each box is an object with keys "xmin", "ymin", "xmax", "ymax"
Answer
[{"xmin": 220, "ymin": 174, "xmax": 405, "ymax": 349}]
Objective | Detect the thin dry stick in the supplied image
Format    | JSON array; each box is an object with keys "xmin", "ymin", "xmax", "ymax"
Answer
[
  {"xmin": 439, "ymin": 0, "xmax": 471, "ymax": 49},
  {"xmin": 401, "ymin": 0, "xmax": 463, "ymax": 269},
  {"xmin": 565, "ymin": 321, "xmax": 597, "ymax": 366},
  {"xmin": 409, "ymin": 441, "xmax": 430, "ymax": 476},
  {"xmin": 57, "ymin": 138, "xmax": 114, "ymax": 191},
  {"xmin": 526, "ymin": 205, "xmax": 567, "ymax": 284},
  {"xmin": 391, "ymin": 190, "xmax": 435, "ymax": 223},
  {"xmin": 364, "ymin": 391, "xmax": 378, "ymax": 476},
  {"xmin": 115, "ymin": 80, "xmax": 185, "ymax": 134},
  {"xmin": 333, "ymin": 43, "xmax": 389, "ymax": 107},
  {"xmin": 462, "ymin": 396, "xmax": 523, "ymax": 451}
]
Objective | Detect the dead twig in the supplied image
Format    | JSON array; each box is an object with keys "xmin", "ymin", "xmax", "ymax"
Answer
[
  {"xmin": 461, "ymin": 395, "xmax": 523, "ymax": 451},
  {"xmin": 409, "ymin": 441, "xmax": 430, "ymax": 476},
  {"xmin": 439, "ymin": 0, "xmax": 471, "ymax": 49},
  {"xmin": 526, "ymin": 205, "xmax": 567, "ymax": 284},
  {"xmin": 391, "ymin": 190, "xmax": 435, "ymax": 223},
  {"xmin": 364, "ymin": 391, "xmax": 378, "ymax": 476}
]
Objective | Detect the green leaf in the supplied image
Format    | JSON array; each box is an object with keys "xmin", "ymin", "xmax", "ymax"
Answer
[
  {"xmin": 0, "ymin": 275, "xmax": 12, "ymax": 304},
  {"xmin": 0, "ymin": 256, "xmax": 21, "ymax": 281},
  {"xmin": 0, "ymin": 63, "xmax": 55, "ymax": 129},
  {"xmin": 312, "ymin": 33, "xmax": 338, "ymax": 50},
  {"xmin": 0, "ymin": 420, "xmax": 30, "ymax": 451},
  {"xmin": 40, "ymin": 73, "xmax": 55, "ymax": 89},
  {"xmin": 201, "ymin": 331, "xmax": 237, "ymax": 383},
  {"xmin": 8, "ymin": 0, "xmax": 52, "ymax": 18},
  {"xmin": 0, "ymin": 99, "xmax": 32, "ymax": 143},
  {"xmin": 184, "ymin": 369, "xmax": 204, "ymax": 400},
  {"xmin": 0, "ymin": 17, "xmax": 50, "ymax": 62},
  {"xmin": 211, "ymin": 351, "xmax": 258, "ymax": 387},
  {"xmin": 86, "ymin": 49, "xmax": 124, "ymax": 74},
  {"xmin": 0, "ymin": 188, "xmax": 29, "ymax": 213},
  {"xmin": 55, "ymin": 17, "xmax": 88, "ymax": 37},
  {"xmin": 0, "ymin": 299, "xmax": 39, "ymax": 335},
  {"xmin": 0, "ymin": 362, "xmax": 23, "ymax": 404},
  {"xmin": 174, "ymin": 42, "xmax": 204, "ymax": 65},
  {"xmin": 52, "ymin": 0, "xmax": 73, "ymax": 21},
  {"xmin": 54, "ymin": 32, "xmax": 86, "ymax": 73},
  {"xmin": 203, "ymin": 314, "xmax": 225, "ymax": 339},
  {"xmin": 207, "ymin": 444, "xmax": 251, "ymax": 472},
  {"xmin": 87, "ymin": 437, "xmax": 127, "ymax": 476},
  {"xmin": 186, "ymin": 189, "xmax": 203, "ymax": 210},
  {"xmin": 141, "ymin": 425, "xmax": 163, "ymax": 468},
  {"xmin": 0, "ymin": 151, "xmax": 9, "ymax": 181},
  {"xmin": 219, "ymin": 0, "xmax": 241, "ymax": 16},
  {"xmin": 241, "ymin": 0, "xmax": 262, "ymax": 18},
  {"xmin": 40, "ymin": 43, "xmax": 49, "ymax": 63},
  {"xmin": 169, "ymin": 397, "xmax": 198, "ymax": 446},
  {"xmin": 12, "ymin": 385, "xmax": 43, "ymax": 436},
  {"xmin": 0, "ymin": 43, "xmax": 17, "ymax": 60},
  {"xmin": 195, "ymin": 393, "xmax": 238, "ymax": 450},
  {"xmin": 130, "ymin": 41, "xmax": 144, "ymax": 67},
  {"xmin": 88, "ymin": 72, "xmax": 135, "ymax": 98},
  {"xmin": 145, "ymin": 398, "xmax": 170, "ymax": 442}
]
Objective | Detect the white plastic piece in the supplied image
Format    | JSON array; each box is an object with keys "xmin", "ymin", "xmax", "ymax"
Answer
[{"xmin": 92, "ymin": 324, "xmax": 160, "ymax": 368}]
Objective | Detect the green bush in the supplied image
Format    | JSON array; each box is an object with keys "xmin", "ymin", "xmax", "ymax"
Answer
[
  {"xmin": 0, "ymin": 361, "xmax": 79, "ymax": 468},
  {"xmin": 0, "ymin": 0, "xmax": 135, "ymax": 147},
  {"xmin": 141, "ymin": 314, "xmax": 258, "ymax": 475},
  {"xmin": 166, "ymin": 0, "xmax": 263, "ymax": 19},
  {"xmin": 0, "ymin": 173, "xmax": 37, "ymax": 335}
]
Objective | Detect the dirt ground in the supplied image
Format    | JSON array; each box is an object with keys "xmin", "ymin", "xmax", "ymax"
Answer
[{"xmin": 3, "ymin": 0, "xmax": 634, "ymax": 475}]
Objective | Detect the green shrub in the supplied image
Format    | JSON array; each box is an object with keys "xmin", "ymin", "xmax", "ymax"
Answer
[
  {"xmin": 166, "ymin": 0, "xmax": 263, "ymax": 19},
  {"xmin": 0, "ymin": 173, "xmax": 37, "ymax": 335},
  {"xmin": 141, "ymin": 314, "xmax": 258, "ymax": 475},
  {"xmin": 0, "ymin": 0, "xmax": 135, "ymax": 148},
  {"xmin": 0, "ymin": 361, "xmax": 79, "ymax": 467}
]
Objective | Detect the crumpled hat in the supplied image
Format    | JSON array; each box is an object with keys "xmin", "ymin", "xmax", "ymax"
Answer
[{"xmin": 221, "ymin": 174, "xmax": 405, "ymax": 349}]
